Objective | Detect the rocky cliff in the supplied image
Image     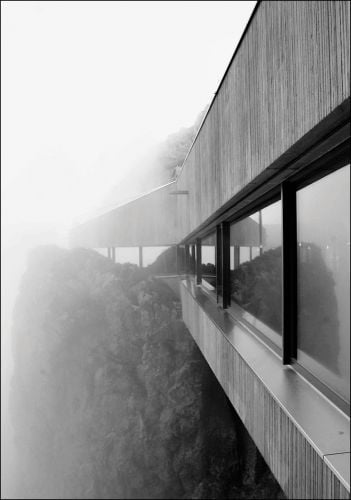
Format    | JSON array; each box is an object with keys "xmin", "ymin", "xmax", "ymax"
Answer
[{"xmin": 9, "ymin": 246, "xmax": 285, "ymax": 499}]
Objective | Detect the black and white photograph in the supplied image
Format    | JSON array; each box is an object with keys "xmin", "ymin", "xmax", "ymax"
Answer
[{"xmin": 1, "ymin": 1, "xmax": 350, "ymax": 498}]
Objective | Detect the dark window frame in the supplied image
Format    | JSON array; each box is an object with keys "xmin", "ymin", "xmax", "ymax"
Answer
[
  {"xmin": 187, "ymin": 141, "xmax": 350, "ymax": 415},
  {"xmin": 198, "ymin": 230, "xmax": 217, "ymax": 295},
  {"xmin": 227, "ymin": 196, "xmax": 284, "ymax": 355},
  {"xmin": 286, "ymin": 154, "xmax": 350, "ymax": 414}
]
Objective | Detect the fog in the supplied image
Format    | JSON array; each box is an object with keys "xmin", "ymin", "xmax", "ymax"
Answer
[{"xmin": 1, "ymin": 1, "xmax": 256, "ymax": 497}]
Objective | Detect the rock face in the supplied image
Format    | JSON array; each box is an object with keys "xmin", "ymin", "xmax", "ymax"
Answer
[{"xmin": 10, "ymin": 247, "xmax": 285, "ymax": 499}]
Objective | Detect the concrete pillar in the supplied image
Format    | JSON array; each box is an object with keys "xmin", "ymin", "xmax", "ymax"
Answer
[
  {"xmin": 259, "ymin": 210, "xmax": 263, "ymax": 256},
  {"xmin": 139, "ymin": 246, "xmax": 143, "ymax": 268},
  {"xmin": 175, "ymin": 245, "xmax": 179, "ymax": 275}
]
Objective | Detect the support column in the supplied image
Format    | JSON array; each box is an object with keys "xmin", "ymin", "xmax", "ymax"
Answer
[
  {"xmin": 111, "ymin": 247, "xmax": 116, "ymax": 263},
  {"xmin": 221, "ymin": 222, "xmax": 231, "ymax": 309},
  {"xmin": 139, "ymin": 246, "xmax": 143, "ymax": 268},
  {"xmin": 216, "ymin": 225, "xmax": 222, "ymax": 300},
  {"xmin": 191, "ymin": 244, "xmax": 196, "ymax": 274},
  {"xmin": 259, "ymin": 210, "xmax": 263, "ymax": 256},
  {"xmin": 196, "ymin": 238, "xmax": 202, "ymax": 285},
  {"xmin": 185, "ymin": 244, "xmax": 190, "ymax": 274},
  {"xmin": 175, "ymin": 245, "xmax": 179, "ymax": 275}
]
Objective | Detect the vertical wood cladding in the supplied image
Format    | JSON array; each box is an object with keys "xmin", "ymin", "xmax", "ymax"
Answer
[
  {"xmin": 70, "ymin": 182, "xmax": 178, "ymax": 247},
  {"xmin": 175, "ymin": 0, "xmax": 350, "ymax": 241},
  {"xmin": 181, "ymin": 284, "xmax": 350, "ymax": 499}
]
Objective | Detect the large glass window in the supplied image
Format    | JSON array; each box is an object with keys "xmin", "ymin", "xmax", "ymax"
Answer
[
  {"xmin": 185, "ymin": 149, "xmax": 350, "ymax": 411},
  {"xmin": 201, "ymin": 232, "xmax": 216, "ymax": 291},
  {"xmin": 297, "ymin": 165, "xmax": 350, "ymax": 403},
  {"xmin": 230, "ymin": 200, "xmax": 282, "ymax": 346}
]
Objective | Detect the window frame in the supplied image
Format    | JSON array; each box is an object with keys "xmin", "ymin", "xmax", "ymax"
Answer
[
  {"xmin": 186, "ymin": 141, "xmax": 350, "ymax": 415},
  {"xmin": 227, "ymin": 198, "xmax": 284, "ymax": 352},
  {"xmin": 286, "ymin": 154, "xmax": 350, "ymax": 413}
]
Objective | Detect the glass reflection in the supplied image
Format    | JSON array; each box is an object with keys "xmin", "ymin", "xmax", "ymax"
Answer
[
  {"xmin": 201, "ymin": 233, "xmax": 216, "ymax": 291},
  {"xmin": 230, "ymin": 200, "xmax": 282, "ymax": 346},
  {"xmin": 297, "ymin": 165, "xmax": 350, "ymax": 403}
]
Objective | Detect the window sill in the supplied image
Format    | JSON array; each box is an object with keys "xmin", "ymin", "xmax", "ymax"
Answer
[{"xmin": 181, "ymin": 277, "xmax": 350, "ymax": 491}]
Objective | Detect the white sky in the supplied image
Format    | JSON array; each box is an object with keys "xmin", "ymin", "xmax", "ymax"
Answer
[
  {"xmin": 2, "ymin": 4, "xmax": 258, "ymax": 483},
  {"xmin": 1, "ymin": 0, "xmax": 256, "ymax": 241}
]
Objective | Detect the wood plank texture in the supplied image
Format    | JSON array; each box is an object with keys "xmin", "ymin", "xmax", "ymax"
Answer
[
  {"xmin": 70, "ymin": 182, "xmax": 178, "ymax": 247},
  {"xmin": 175, "ymin": 0, "xmax": 350, "ymax": 240},
  {"xmin": 180, "ymin": 283, "xmax": 350, "ymax": 499}
]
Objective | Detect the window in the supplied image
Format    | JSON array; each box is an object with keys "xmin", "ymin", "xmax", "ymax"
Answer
[
  {"xmin": 187, "ymin": 150, "xmax": 350, "ymax": 410},
  {"xmin": 229, "ymin": 200, "xmax": 282, "ymax": 347},
  {"xmin": 296, "ymin": 165, "xmax": 350, "ymax": 403},
  {"xmin": 201, "ymin": 232, "xmax": 216, "ymax": 291}
]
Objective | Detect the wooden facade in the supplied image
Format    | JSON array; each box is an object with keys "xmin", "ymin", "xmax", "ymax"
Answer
[
  {"xmin": 174, "ymin": 0, "xmax": 350, "ymax": 241},
  {"xmin": 181, "ymin": 281, "xmax": 350, "ymax": 499},
  {"xmin": 70, "ymin": 182, "xmax": 178, "ymax": 248}
]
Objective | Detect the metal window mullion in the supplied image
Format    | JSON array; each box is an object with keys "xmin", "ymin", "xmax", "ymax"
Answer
[
  {"xmin": 185, "ymin": 244, "xmax": 190, "ymax": 274},
  {"xmin": 281, "ymin": 182, "xmax": 297, "ymax": 364},
  {"xmin": 221, "ymin": 222, "xmax": 230, "ymax": 309},
  {"xmin": 191, "ymin": 244, "xmax": 196, "ymax": 274},
  {"xmin": 216, "ymin": 225, "xmax": 222, "ymax": 301}
]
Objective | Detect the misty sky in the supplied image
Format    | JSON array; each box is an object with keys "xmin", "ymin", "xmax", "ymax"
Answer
[
  {"xmin": 2, "ymin": 0, "xmax": 256, "ymax": 242},
  {"xmin": 1, "ymin": 3, "xmax": 256, "ymax": 457}
]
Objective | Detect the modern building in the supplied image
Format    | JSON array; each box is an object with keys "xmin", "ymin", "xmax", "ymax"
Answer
[{"xmin": 70, "ymin": 1, "xmax": 351, "ymax": 498}]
